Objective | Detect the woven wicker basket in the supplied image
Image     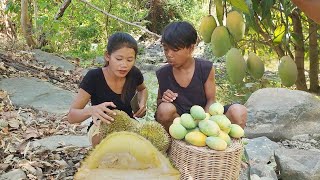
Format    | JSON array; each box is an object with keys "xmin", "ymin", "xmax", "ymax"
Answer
[{"xmin": 168, "ymin": 138, "xmax": 243, "ymax": 180}]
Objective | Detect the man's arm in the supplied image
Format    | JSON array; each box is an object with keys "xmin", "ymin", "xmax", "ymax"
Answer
[
  {"xmin": 204, "ymin": 67, "xmax": 217, "ymax": 112},
  {"xmin": 291, "ymin": 0, "xmax": 320, "ymax": 24}
]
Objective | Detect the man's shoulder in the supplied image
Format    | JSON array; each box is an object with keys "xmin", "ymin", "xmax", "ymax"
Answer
[
  {"xmin": 195, "ymin": 58, "xmax": 212, "ymax": 64},
  {"xmin": 156, "ymin": 64, "xmax": 171, "ymax": 74}
]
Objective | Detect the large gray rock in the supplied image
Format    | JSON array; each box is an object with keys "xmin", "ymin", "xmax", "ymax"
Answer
[
  {"xmin": 275, "ymin": 148, "xmax": 320, "ymax": 180},
  {"xmin": 250, "ymin": 164, "xmax": 278, "ymax": 180},
  {"xmin": 33, "ymin": 49, "xmax": 75, "ymax": 71},
  {"xmin": 244, "ymin": 137, "xmax": 279, "ymax": 180},
  {"xmin": 0, "ymin": 169, "xmax": 26, "ymax": 180},
  {"xmin": 0, "ymin": 77, "xmax": 75, "ymax": 114},
  {"xmin": 245, "ymin": 88, "xmax": 320, "ymax": 140},
  {"xmin": 31, "ymin": 135, "xmax": 90, "ymax": 150},
  {"xmin": 245, "ymin": 137, "xmax": 280, "ymax": 164}
]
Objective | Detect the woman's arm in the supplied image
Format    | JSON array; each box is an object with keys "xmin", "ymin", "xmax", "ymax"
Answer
[
  {"xmin": 133, "ymin": 82, "xmax": 148, "ymax": 117},
  {"xmin": 157, "ymin": 89, "xmax": 162, "ymax": 107},
  {"xmin": 68, "ymin": 89, "xmax": 116, "ymax": 124},
  {"xmin": 68, "ymin": 89, "xmax": 92, "ymax": 124},
  {"xmin": 204, "ymin": 67, "xmax": 217, "ymax": 112}
]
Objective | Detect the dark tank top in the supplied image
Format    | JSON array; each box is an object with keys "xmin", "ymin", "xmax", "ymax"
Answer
[{"xmin": 156, "ymin": 58, "xmax": 213, "ymax": 115}]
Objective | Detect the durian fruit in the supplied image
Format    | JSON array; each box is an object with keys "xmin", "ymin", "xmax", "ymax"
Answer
[
  {"xmin": 99, "ymin": 110, "xmax": 138, "ymax": 138},
  {"xmin": 75, "ymin": 131, "xmax": 180, "ymax": 180},
  {"xmin": 99, "ymin": 110, "xmax": 170, "ymax": 153},
  {"xmin": 135, "ymin": 121, "xmax": 170, "ymax": 153}
]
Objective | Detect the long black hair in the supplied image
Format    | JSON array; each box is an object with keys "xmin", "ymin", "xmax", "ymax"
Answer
[
  {"xmin": 105, "ymin": 32, "xmax": 138, "ymax": 103},
  {"xmin": 161, "ymin": 21, "xmax": 197, "ymax": 50}
]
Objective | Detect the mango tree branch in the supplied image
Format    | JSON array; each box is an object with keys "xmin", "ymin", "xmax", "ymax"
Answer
[{"xmin": 77, "ymin": 0, "xmax": 161, "ymax": 38}]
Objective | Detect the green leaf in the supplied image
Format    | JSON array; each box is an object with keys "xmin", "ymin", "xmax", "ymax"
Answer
[
  {"xmin": 261, "ymin": 0, "xmax": 274, "ymax": 20},
  {"xmin": 281, "ymin": 0, "xmax": 294, "ymax": 17},
  {"xmin": 273, "ymin": 24, "xmax": 285, "ymax": 44},
  {"xmin": 290, "ymin": 32, "xmax": 302, "ymax": 45},
  {"xmin": 245, "ymin": 14, "xmax": 258, "ymax": 32},
  {"xmin": 251, "ymin": 0, "xmax": 261, "ymax": 14},
  {"xmin": 227, "ymin": 0, "xmax": 249, "ymax": 14}
]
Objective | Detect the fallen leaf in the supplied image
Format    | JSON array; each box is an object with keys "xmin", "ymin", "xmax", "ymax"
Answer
[
  {"xmin": 1, "ymin": 127, "xmax": 9, "ymax": 134},
  {"xmin": 54, "ymin": 160, "xmax": 68, "ymax": 169},
  {"xmin": 0, "ymin": 119, "xmax": 9, "ymax": 128},
  {"xmin": 19, "ymin": 161, "xmax": 37, "ymax": 175},
  {"xmin": 3, "ymin": 111, "xmax": 18, "ymax": 119},
  {"xmin": 24, "ymin": 127, "xmax": 40, "ymax": 140},
  {"xmin": 0, "ymin": 62, "xmax": 6, "ymax": 70},
  {"xmin": 0, "ymin": 90, "xmax": 7, "ymax": 99},
  {"xmin": 4, "ymin": 154, "xmax": 14, "ymax": 163},
  {"xmin": 8, "ymin": 119, "xmax": 20, "ymax": 128},
  {"xmin": 0, "ymin": 163, "xmax": 10, "ymax": 171}
]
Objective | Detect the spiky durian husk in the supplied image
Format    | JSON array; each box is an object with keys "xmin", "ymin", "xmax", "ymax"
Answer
[
  {"xmin": 135, "ymin": 121, "xmax": 171, "ymax": 154},
  {"xmin": 99, "ymin": 110, "xmax": 138, "ymax": 139},
  {"xmin": 75, "ymin": 131, "xmax": 180, "ymax": 180},
  {"xmin": 99, "ymin": 110, "xmax": 170, "ymax": 153}
]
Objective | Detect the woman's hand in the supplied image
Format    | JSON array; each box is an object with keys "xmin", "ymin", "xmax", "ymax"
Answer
[
  {"xmin": 133, "ymin": 104, "xmax": 147, "ymax": 118},
  {"xmin": 161, "ymin": 89, "xmax": 178, "ymax": 103},
  {"xmin": 90, "ymin": 102, "xmax": 116, "ymax": 125}
]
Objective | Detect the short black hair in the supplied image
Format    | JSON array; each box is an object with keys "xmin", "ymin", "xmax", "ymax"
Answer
[{"xmin": 161, "ymin": 21, "xmax": 197, "ymax": 50}]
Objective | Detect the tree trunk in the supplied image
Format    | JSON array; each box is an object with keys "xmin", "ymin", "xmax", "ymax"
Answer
[
  {"xmin": 308, "ymin": 18, "xmax": 319, "ymax": 93},
  {"xmin": 1, "ymin": 0, "xmax": 17, "ymax": 40},
  {"xmin": 21, "ymin": 0, "xmax": 36, "ymax": 48},
  {"xmin": 291, "ymin": 10, "xmax": 307, "ymax": 91}
]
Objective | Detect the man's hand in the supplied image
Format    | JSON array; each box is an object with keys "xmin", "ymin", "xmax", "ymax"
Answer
[{"xmin": 161, "ymin": 89, "xmax": 178, "ymax": 103}]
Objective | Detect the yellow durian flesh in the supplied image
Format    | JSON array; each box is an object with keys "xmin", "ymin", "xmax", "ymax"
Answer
[
  {"xmin": 75, "ymin": 131, "xmax": 180, "ymax": 180},
  {"xmin": 75, "ymin": 168, "xmax": 179, "ymax": 180}
]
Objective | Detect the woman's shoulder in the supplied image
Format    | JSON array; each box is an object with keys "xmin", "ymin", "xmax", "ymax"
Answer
[
  {"xmin": 84, "ymin": 67, "xmax": 103, "ymax": 76},
  {"xmin": 130, "ymin": 66, "xmax": 142, "ymax": 75}
]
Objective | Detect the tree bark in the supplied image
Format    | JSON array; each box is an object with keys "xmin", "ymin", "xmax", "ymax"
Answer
[
  {"xmin": 54, "ymin": 0, "xmax": 72, "ymax": 20},
  {"xmin": 308, "ymin": 18, "xmax": 319, "ymax": 93},
  {"xmin": 21, "ymin": 0, "xmax": 36, "ymax": 48},
  {"xmin": 291, "ymin": 9, "xmax": 307, "ymax": 90}
]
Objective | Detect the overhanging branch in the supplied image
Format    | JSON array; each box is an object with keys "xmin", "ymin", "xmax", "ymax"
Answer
[
  {"xmin": 77, "ymin": 0, "xmax": 161, "ymax": 38},
  {"xmin": 54, "ymin": 0, "xmax": 72, "ymax": 20}
]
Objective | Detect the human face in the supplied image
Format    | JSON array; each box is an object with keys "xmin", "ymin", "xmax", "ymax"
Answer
[
  {"xmin": 105, "ymin": 47, "xmax": 136, "ymax": 77},
  {"xmin": 162, "ymin": 44, "xmax": 194, "ymax": 68}
]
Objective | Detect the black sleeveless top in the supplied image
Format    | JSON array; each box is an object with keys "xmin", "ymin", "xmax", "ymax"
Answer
[
  {"xmin": 80, "ymin": 67, "xmax": 143, "ymax": 130},
  {"xmin": 156, "ymin": 58, "xmax": 213, "ymax": 115}
]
